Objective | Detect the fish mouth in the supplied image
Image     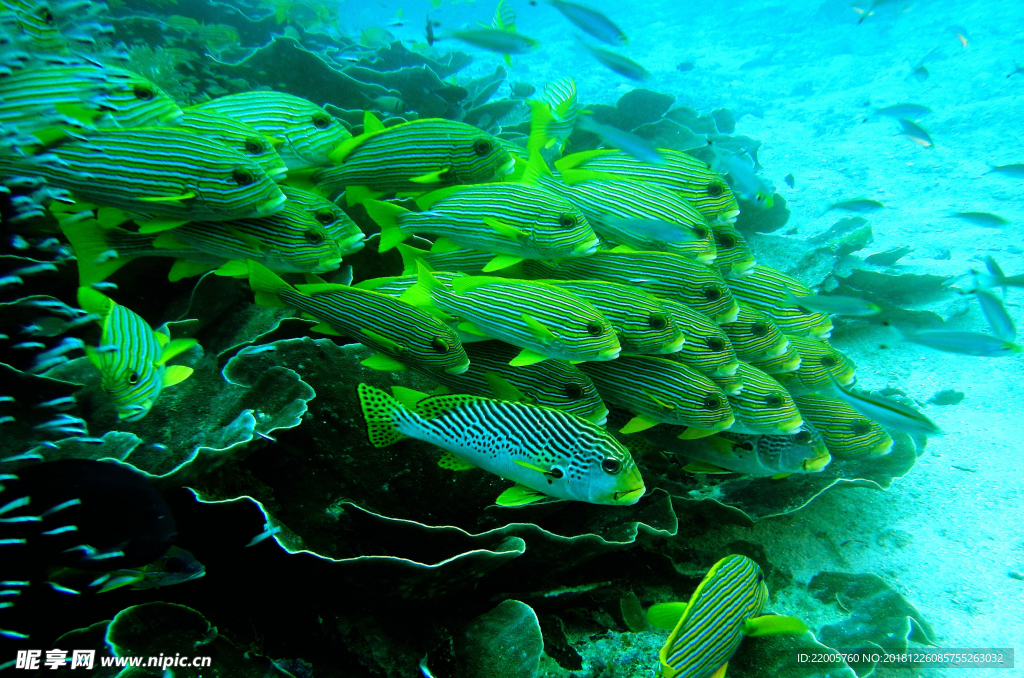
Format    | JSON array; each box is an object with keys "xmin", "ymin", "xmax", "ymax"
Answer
[
  {"xmin": 714, "ymin": 414, "xmax": 736, "ymax": 431},
  {"xmin": 255, "ymin": 192, "xmax": 287, "ymax": 216},
  {"xmin": 573, "ymin": 237, "xmax": 600, "ymax": 255},
  {"xmin": 495, "ymin": 156, "xmax": 517, "ymax": 178},
  {"xmin": 777, "ymin": 416, "xmax": 804, "ymax": 435},
  {"xmin": 869, "ymin": 440, "xmax": 894, "ymax": 457},
  {"xmin": 803, "ymin": 453, "xmax": 832, "ymax": 472},
  {"xmin": 586, "ymin": 405, "xmax": 610, "ymax": 426},
  {"xmin": 266, "ymin": 165, "xmax": 289, "ymax": 180},
  {"xmin": 317, "ymin": 257, "xmax": 345, "ymax": 271},
  {"xmin": 836, "ymin": 370, "xmax": 856, "ymax": 386},
  {"xmin": 659, "ymin": 334, "xmax": 686, "ymax": 354},
  {"xmin": 766, "ymin": 340, "xmax": 790, "ymax": 358},
  {"xmin": 714, "ymin": 361, "xmax": 740, "ymax": 377},
  {"xmin": 809, "ymin": 322, "xmax": 834, "ymax": 340},
  {"xmin": 613, "ymin": 486, "xmax": 646, "ymax": 504},
  {"xmin": 724, "ymin": 259, "xmax": 757, "ymax": 278},
  {"xmin": 338, "ymin": 234, "xmax": 366, "ymax": 253},
  {"xmin": 118, "ymin": 403, "xmax": 150, "ymax": 421},
  {"xmin": 697, "ymin": 252, "xmax": 717, "ymax": 265},
  {"xmin": 717, "ymin": 209, "xmax": 741, "ymax": 223},
  {"xmin": 597, "ymin": 346, "xmax": 620, "ymax": 360},
  {"xmin": 445, "ymin": 359, "xmax": 471, "ymax": 375},
  {"xmin": 715, "ymin": 303, "xmax": 740, "ymax": 324}
]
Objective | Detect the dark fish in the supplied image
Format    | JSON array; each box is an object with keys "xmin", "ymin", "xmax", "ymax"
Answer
[
  {"xmin": 784, "ymin": 173, "xmax": 795, "ymax": 188},
  {"xmin": 988, "ymin": 164, "xmax": 1024, "ymax": 178},
  {"xmin": 897, "ymin": 118, "xmax": 933, "ymax": 147},
  {"xmin": 944, "ymin": 212, "xmax": 1009, "ymax": 228},
  {"xmin": 910, "ymin": 65, "xmax": 929, "ymax": 82},
  {"xmin": 545, "ymin": 0, "xmax": 627, "ymax": 46},
  {"xmin": 676, "ymin": 61, "xmax": 694, "ymax": 72},
  {"xmin": 510, "ymin": 81, "xmax": 536, "ymax": 97},
  {"xmin": 864, "ymin": 246, "xmax": 913, "ymax": 266},
  {"xmin": 872, "ymin": 104, "xmax": 931, "ymax": 119},
  {"xmin": 974, "ymin": 289, "xmax": 1016, "ymax": 342},
  {"xmin": 426, "ymin": 16, "xmax": 435, "ymax": 46},
  {"xmin": 949, "ymin": 24, "xmax": 970, "ymax": 48},
  {"xmin": 1008, "ymin": 65, "xmax": 1024, "ymax": 78},
  {"xmin": 578, "ymin": 40, "xmax": 650, "ymax": 81},
  {"xmin": 450, "ymin": 28, "xmax": 539, "ymax": 54},
  {"xmin": 824, "ymin": 199, "xmax": 885, "ymax": 214}
]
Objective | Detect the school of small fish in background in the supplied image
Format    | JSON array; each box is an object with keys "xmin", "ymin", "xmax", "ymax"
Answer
[{"xmin": 1, "ymin": 0, "xmax": 1022, "ymax": 673}]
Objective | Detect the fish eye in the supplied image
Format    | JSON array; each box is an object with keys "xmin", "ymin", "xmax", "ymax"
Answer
[
  {"xmin": 703, "ymin": 286, "xmax": 721, "ymax": 301},
  {"xmin": 820, "ymin": 354, "xmax": 838, "ymax": 367},
  {"xmin": 601, "ymin": 458, "xmax": 622, "ymax": 474},
  {"xmin": 707, "ymin": 337, "xmax": 725, "ymax": 352},
  {"xmin": 693, "ymin": 226, "xmax": 708, "ymax": 239},
  {"xmin": 127, "ymin": 371, "xmax": 140, "ymax": 385},
  {"xmin": 717, "ymin": 233, "xmax": 736, "ymax": 248},
  {"xmin": 315, "ymin": 209, "xmax": 337, "ymax": 225},
  {"xmin": 430, "ymin": 337, "xmax": 450, "ymax": 353},
  {"xmin": 740, "ymin": 441, "xmax": 754, "ymax": 451},
  {"xmin": 766, "ymin": 393, "xmax": 784, "ymax": 408},
  {"xmin": 564, "ymin": 383, "xmax": 584, "ymax": 399},
  {"xmin": 232, "ymin": 168, "xmax": 254, "ymax": 186},
  {"xmin": 304, "ymin": 229, "xmax": 324, "ymax": 244},
  {"xmin": 706, "ymin": 182, "xmax": 725, "ymax": 196},
  {"xmin": 586, "ymin": 321, "xmax": 603, "ymax": 336},
  {"xmin": 133, "ymin": 84, "xmax": 154, "ymax": 100},
  {"xmin": 558, "ymin": 213, "xmax": 576, "ymax": 228},
  {"xmin": 751, "ymin": 322, "xmax": 769, "ymax": 337},
  {"xmin": 472, "ymin": 139, "xmax": 492, "ymax": 156},
  {"xmin": 244, "ymin": 139, "xmax": 264, "ymax": 154},
  {"xmin": 549, "ymin": 467, "xmax": 564, "ymax": 479},
  {"xmin": 703, "ymin": 395, "xmax": 721, "ymax": 410},
  {"xmin": 648, "ymin": 313, "xmax": 667, "ymax": 330},
  {"xmin": 852, "ymin": 420, "xmax": 872, "ymax": 435},
  {"xmin": 312, "ymin": 114, "xmax": 331, "ymax": 129},
  {"xmin": 794, "ymin": 430, "xmax": 811, "ymax": 443}
]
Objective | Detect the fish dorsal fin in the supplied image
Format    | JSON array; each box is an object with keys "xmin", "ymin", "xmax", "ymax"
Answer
[
  {"xmin": 214, "ymin": 260, "xmax": 249, "ymax": 278},
  {"xmin": 495, "ymin": 483, "xmax": 548, "ymax": 506},
  {"xmin": 522, "ymin": 150, "xmax": 554, "ymax": 185},
  {"xmin": 414, "ymin": 185, "xmax": 471, "ymax": 210},
  {"xmin": 360, "ymin": 352, "xmax": 407, "ymax": 371},
  {"xmin": 390, "ymin": 385, "xmax": 428, "ymax": 411},
  {"xmin": 742, "ymin": 615, "xmax": 809, "ymax": 637},
  {"xmin": 438, "ymin": 451, "xmax": 476, "ymax": 471},
  {"xmin": 677, "ymin": 427, "xmax": 719, "ymax": 440},
  {"xmin": 483, "ymin": 216, "xmax": 530, "ymax": 241},
  {"xmin": 430, "ymin": 236, "xmax": 463, "ymax": 254},
  {"xmin": 482, "ymin": 371, "xmax": 527, "ymax": 402},
  {"xmin": 554, "ymin": 149, "xmax": 616, "ymax": 173},
  {"xmin": 483, "ymin": 254, "xmax": 525, "ymax": 273},
  {"xmin": 646, "ymin": 602, "xmax": 690, "ymax": 630},
  {"xmin": 619, "ymin": 413, "xmax": 660, "ymax": 434},
  {"xmin": 159, "ymin": 338, "xmax": 198, "ymax": 364},
  {"xmin": 77, "ymin": 287, "xmax": 114, "ymax": 319},
  {"xmin": 414, "ymin": 392, "xmax": 486, "ymax": 420},
  {"xmin": 510, "ymin": 347, "xmax": 548, "ymax": 367},
  {"xmin": 169, "ymin": 259, "xmax": 216, "ymax": 282},
  {"xmin": 558, "ymin": 168, "xmax": 614, "ymax": 186},
  {"xmin": 162, "ymin": 365, "xmax": 193, "ymax": 388},
  {"xmin": 520, "ymin": 313, "xmax": 557, "ymax": 343},
  {"xmin": 363, "ymin": 110, "xmax": 386, "ymax": 134},
  {"xmin": 449, "ymin": 274, "xmax": 498, "ymax": 295}
]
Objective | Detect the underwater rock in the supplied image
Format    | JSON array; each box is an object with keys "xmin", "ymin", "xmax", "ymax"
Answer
[
  {"xmin": 664, "ymin": 106, "xmax": 719, "ymax": 134},
  {"xmin": 927, "ymin": 389, "xmax": 964, "ymax": 406},
  {"xmin": 341, "ymin": 64, "xmax": 465, "ymax": 118},
  {"xmin": 630, "ymin": 118, "xmax": 708, "ymax": 152},
  {"xmin": 455, "ymin": 600, "xmax": 544, "ymax": 678},
  {"xmin": 731, "ymin": 631, "xmax": 857, "ymax": 678},
  {"xmin": 835, "ymin": 269, "xmax": 952, "ymax": 306},
  {"xmin": 351, "ymin": 40, "xmax": 473, "ymax": 80},
  {"xmin": 712, "ymin": 107, "xmax": 737, "ymax": 134},
  {"xmin": 464, "ymin": 65, "xmax": 508, "ymax": 109},
  {"xmin": 735, "ymin": 193, "xmax": 792, "ymax": 234}
]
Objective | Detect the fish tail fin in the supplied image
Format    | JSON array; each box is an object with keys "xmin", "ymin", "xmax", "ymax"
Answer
[
  {"xmin": 61, "ymin": 216, "xmax": 137, "ymax": 285},
  {"xmin": 357, "ymin": 382, "xmax": 419, "ymax": 447},
  {"xmin": 247, "ymin": 260, "xmax": 293, "ymax": 307},
  {"xmin": 527, "ymin": 99, "xmax": 555, "ymax": 155},
  {"xmin": 362, "ymin": 199, "xmax": 409, "ymax": 252},
  {"xmin": 396, "ymin": 243, "xmax": 429, "ymax": 276}
]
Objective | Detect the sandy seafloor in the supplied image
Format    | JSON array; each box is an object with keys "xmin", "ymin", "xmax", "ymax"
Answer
[{"xmin": 358, "ymin": 0, "xmax": 1024, "ymax": 674}]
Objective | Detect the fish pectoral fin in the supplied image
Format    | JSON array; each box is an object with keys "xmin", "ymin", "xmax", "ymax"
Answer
[
  {"xmin": 482, "ymin": 371, "xmax": 527, "ymax": 402},
  {"xmin": 683, "ymin": 461, "xmax": 730, "ymax": 474},
  {"xmin": 512, "ymin": 459, "xmax": 559, "ymax": 477},
  {"xmin": 138, "ymin": 218, "xmax": 191, "ymax": 234},
  {"xmin": 742, "ymin": 615, "xmax": 809, "ymax": 637},
  {"xmin": 483, "ymin": 254, "xmax": 525, "ymax": 272},
  {"xmin": 430, "ymin": 236, "xmax": 462, "ymax": 254},
  {"xmin": 360, "ymin": 353, "xmax": 408, "ymax": 371},
  {"xmin": 677, "ymin": 427, "xmax": 719, "ymax": 440},
  {"xmin": 310, "ymin": 322, "xmax": 344, "ymax": 336},
  {"xmin": 509, "ymin": 347, "xmax": 548, "ymax": 367},
  {"xmin": 645, "ymin": 602, "xmax": 690, "ymax": 630},
  {"xmin": 390, "ymin": 386, "xmax": 429, "ymax": 411},
  {"xmin": 771, "ymin": 473, "xmax": 792, "ymax": 480},
  {"xmin": 438, "ymin": 451, "xmax": 476, "ymax": 471},
  {"xmin": 457, "ymin": 320, "xmax": 488, "ymax": 337},
  {"xmin": 483, "ymin": 216, "xmax": 530, "ymax": 241},
  {"xmin": 162, "ymin": 365, "xmax": 193, "ymax": 388},
  {"xmin": 495, "ymin": 484, "xmax": 548, "ymax": 506},
  {"xmin": 361, "ymin": 327, "xmax": 406, "ymax": 353},
  {"xmin": 362, "ymin": 110, "xmax": 386, "ymax": 134},
  {"xmin": 520, "ymin": 313, "xmax": 558, "ymax": 343},
  {"xmin": 169, "ymin": 259, "xmax": 216, "ymax": 281},
  {"xmin": 159, "ymin": 338, "xmax": 198, "ymax": 364},
  {"xmin": 409, "ymin": 168, "xmax": 452, "ymax": 184},
  {"xmin": 344, "ymin": 185, "xmax": 384, "ymax": 206},
  {"xmin": 214, "ymin": 260, "xmax": 249, "ymax": 278},
  {"xmin": 643, "ymin": 389, "xmax": 675, "ymax": 410},
  {"xmin": 224, "ymin": 225, "xmax": 267, "ymax": 253},
  {"xmin": 609, "ymin": 244, "xmax": 638, "ymax": 253},
  {"xmin": 619, "ymin": 413, "xmax": 661, "ymax": 434},
  {"xmin": 430, "ymin": 385, "xmax": 451, "ymax": 396},
  {"xmin": 96, "ymin": 207, "xmax": 131, "ymax": 228},
  {"xmin": 138, "ymin": 191, "xmax": 196, "ymax": 203},
  {"xmin": 709, "ymin": 662, "xmax": 728, "ymax": 678}
]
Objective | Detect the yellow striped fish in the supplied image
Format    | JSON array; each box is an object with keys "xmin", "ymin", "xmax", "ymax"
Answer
[
  {"xmin": 725, "ymin": 265, "xmax": 833, "ymax": 338},
  {"xmin": 62, "ymin": 186, "xmax": 361, "ymax": 283},
  {"xmin": 525, "ymin": 251, "xmax": 739, "ymax": 323},
  {"xmin": 578, "ymin": 356, "xmax": 734, "ymax": 434},
  {"xmin": 413, "ymin": 340, "xmax": 609, "ymax": 425},
  {"xmin": 0, "ymin": 62, "xmax": 182, "ymax": 132},
  {"xmin": 648, "ymin": 555, "xmax": 807, "ymax": 678},
  {"xmin": 747, "ymin": 342, "xmax": 802, "ymax": 375},
  {"xmin": 711, "ymin": 362, "xmax": 802, "ymax": 436},
  {"xmin": 358, "ymin": 383, "xmax": 644, "ymax": 506},
  {"xmin": 720, "ymin": 302, "xmax": 789, "ymax": 362},
  {"xmin": 177, "ymin": 109, "xmax": 288, "ymax": 181},
  {"xmin": 363, "ymin": 182, "xmax": 598, "ymax": 271},
  {"xmin": 659, "ymin": 299, "xmax": 739, "ymax": 377},
  {"xmin": 399, "ymin": 266, "xmax": 621, "ymax": 366},
  {"xmin": 773, "ymin": 335, "xmax": 856, "ymax": 390},
  {"xmin": 248, "ymin": 262, "xmax": 469, "ymax": 375},
  {"xmin": 540, "ymin": 279, "xmax": 685, "ymax": 356},
  {"xmin": 527, "ymin": 77, "xmax": 581, "ymax": 153},
  {"xmin": 7, "ymin": 128, "xmax": 286, "ymax": 228},
  {"xmin": 191, "ymin": 92, "xmax": 350, "ymax": 170},
  {"xmin": 554, "ymin": 149, "xmax": 741, "ymax": 224},
  {"xmin": 2, "ymin": 0, "xmax": 70, "ymax": 52},
  {"xmin": 710, "ymin": 222, "xmax": 756, "ymax": 278},
  {"xmin": 316, "ymin": 113, "xmax": 515, "ymax": 203},
  {"xmin": 792, "ymin": 394, "xmax": 893, "ymax": 459},
  {"xmin": 77, "ymin": 287, "xmax": 197, "ymax": 421},
  {"xmin": 396, "ymin": 243, "xmax": 494, "ymax": 276}
]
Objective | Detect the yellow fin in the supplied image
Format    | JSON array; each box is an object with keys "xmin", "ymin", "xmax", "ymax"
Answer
[
  {"xmin": 430, "ymin": 236, "xmax": 462, "ymax": 253},
  {"xmin": 438, "ymin": 451, "xmax": 476, "ymax": 471},
  {"xmin": 161, "ymin": 365, "xmax": 193, "ymax": 388},
  {"xmin": 495, "ymin": 484, "xmax": 547, "ymax": 506},
  {"xmin": 409, "ymin": 168, "xmax": 452, "ymax": 184},
  {"xmin": 247, "ymin": 260, "xmax": 292, "ymax": 307},
  {"xmin": 483, "ymin": 254, "xmax": 524, "ymax": 272},
  {"xmin": 510, "ymin": 347, "xmax": 548, "ymax": 367},
  {"xmin": 76, "ymin": 287, "xmax": 114, "ymax": 318},
  {"xmin": 138, "ymin": 191, "xmax": 196, "ymax": 203},
  {"xmin": 152, "ymin": 232, "xmax": 187, "ymax": 250},
  {"xmin": 360, "ymin": 353, "xmax": 407, "ymax": 371},
  {"xmin": 361, "ymin": 328, "xmax": 406, "ymax": 353},
  {"xmin": 169, "ymin": 259, "xmax": 216, "ymax": 282},
  {"xmin": 772, "ymin": 473, "xmax": 792, "ymax": 480},
  {"xmin": 683, "ymin": 461, "xmax": 730, "ymax": 474},
  {"xmin": 482, "ymin": 371, "xmax": 527, "ymax": 402},
  {"xmin": 527, "ymin": 100, "xmax": 555, "ymax": 156},
  {"xmin": 512, "ymin": 459, "xmax": 556, "ymax": 475},
  {"xmin": 96, "ymin": 207, "xmax": 131, "ymax": 228},
  {"xmin": 483, "ymin": 216, "xmax": 529, "ymax": 241},
  {"xmin": 620, "ymin": 413, "xmax": 660, "ymax": 434},
  {"xmin": 521, "ymin": 313, "xmax": 557, "ymax": 343},
  {"xmin": 390, "ymin": 385, "xmax": 428, "ymax": 411},
  {"xmin": 159, "ymin": 338, "xmax": 198, "ymax": 364},
  {"xmin": 138, "ymin": 218, "xmax": 190, "ymax": 234},
  {"xmin": 215, "ymin": 260, "xmax": 249, "ymax": 278},
  {"xmin": 646, "ymin": 602, "xmax": 690, "ymax": 630},
  {"xmin": 328, "ymin": 134, "xmax": 367, "ymax": 164},
  {"xmin": 553, "ymin": 149, "xmax": 616, "ymax": 173},
  {"xmin": 362, "ymin": 199, "xmax": 409, "ymax": 252},
  {"xmin": 363, "ymin": 110, "xmax": 386, "ymax": 134},
  {"xmin": 310, "ymin": 322, "xmax": 343, "ymax": 336},
  {"xmin": 709, "ymin": 663, "xmax": 727, "ymax": 678},
  {"xmin": 457, "ymin": 320, "xmax": 488, "ymax": 337},
  {"xmin": 83, "ymin": 346, "xmax": 103, "ymax": 369},
  {"xmin": 742, "ymin": 615, "xmax": 809, "ymax": 637},
  {"xmin": 344, "ymin": 185, "xmax": 384, "ymax": 206},
  {"xmin": 677, "ymin": 427, "xmax": 719, "ymax": 440},
  {"xmin": 396, "ymin": 243, "xmax": 427, "ymax": 276}
]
